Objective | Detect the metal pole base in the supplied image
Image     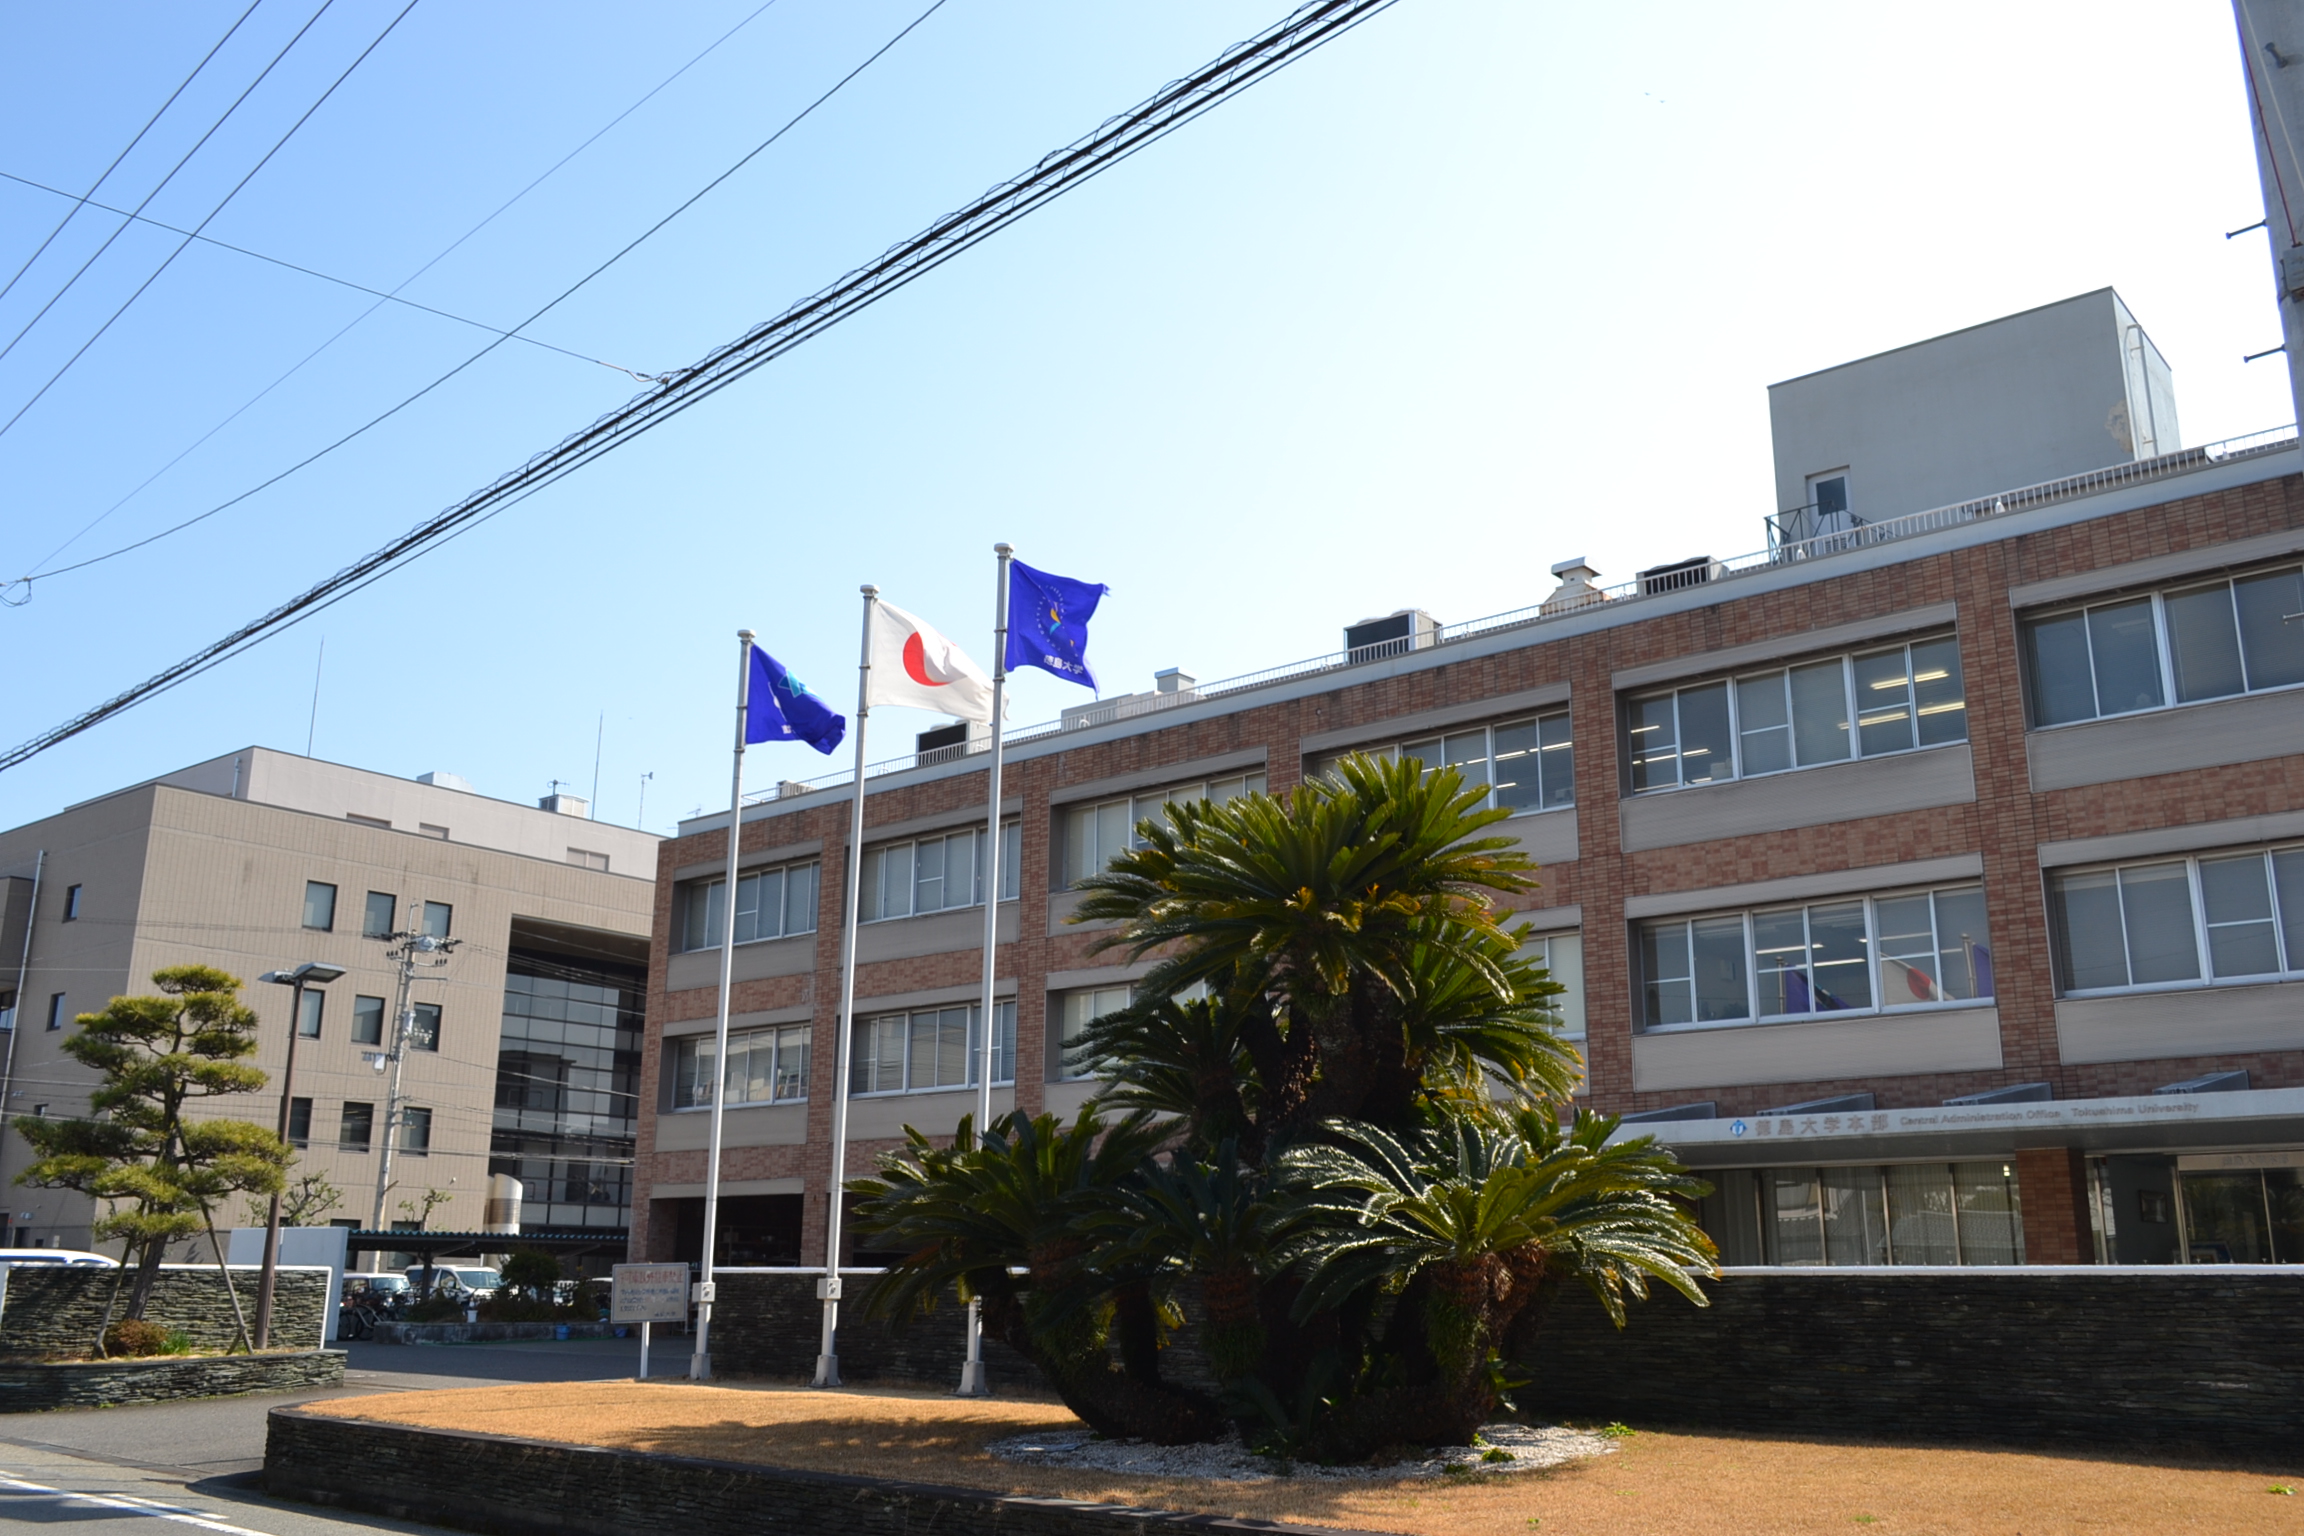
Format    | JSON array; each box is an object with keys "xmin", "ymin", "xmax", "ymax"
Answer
[
  {"xmin": 955, "ymin": 1360, "xmax": 992, "ymax": 1397},
  {"xmin": 811, "ymin": 1353, "xmax": 843, "ymax": 1388},
  {"xmin": 689, "ymin": 1352, "xmax": 712, "ymax": 1381}
]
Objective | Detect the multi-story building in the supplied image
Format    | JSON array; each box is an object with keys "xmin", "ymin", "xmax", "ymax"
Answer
[
  {"xmin": 632, "ymin": 291, "xmax": 2304, "ymax": 1273},
  {"xmin": 0, "ymin": 747, "xmax": 658, "ymax": 1253}
]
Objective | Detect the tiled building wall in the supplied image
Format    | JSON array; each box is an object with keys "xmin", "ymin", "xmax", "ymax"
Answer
[{"xmin": 634, "ymin": 469, "xmax": 2304, "ymax": 1263}]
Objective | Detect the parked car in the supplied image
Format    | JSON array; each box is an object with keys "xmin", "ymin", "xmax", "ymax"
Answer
[
  {"xmin": 341, "ymin": 1273, "xmax": 409, "ymax": 1302},
  {"xmin": 0, "ymin": 1248, "xmax": 119, "ymax": 1269},
  {"xmin": 403, "ymin": 1265, "xmax": 502, "ymax": 1298}
]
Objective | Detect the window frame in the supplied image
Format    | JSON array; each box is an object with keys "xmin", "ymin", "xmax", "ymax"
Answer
[
  {"xmin": 351, "ymin": 994, "xmax": 386, "ymax": 1046},
  {"xmin": 45, "ymin": 992, "xmax": 66, "ymax": 1031},
  {"xmin": 2046, "ymin": 843, "xmax": 2304, "ymax": 998},
  {"xmin": 287, "ymin": 1097, "xmax": 313, "ymax": 1147},
  {"xmin": 1311, "ymin": 712, "xmax": 1575, "ymax": 818},
  {"xmin": 61, "ymin": 884, "xmax": 82, "ymax": 921},
  {"xmin": 296, "ymin": 989, "xmax": 324, "ymax": 1039},
  {"xmin": 2019, "ymin": 561, "xmax": 2304, "ymax": 730},
  {"xmin": 420, "ymin": 901, "xmax": 453, "ymax": 939},
  {"xmin": 1516, "ymin": 929, "xmax": 1586, "ymax": 1040},
  {"xmin": 1063, "ymin": 773, "xmax": 1269, "ymax": 885},
  {"xmin": 1053, "ymin": 985, "xmax": 1134, "ymax": 1080},
  {"xmin": 409, "ymin": 1002, "xmax": 441, "ymax": 1053},
  {"xmin": 668, "ymin": 1024, "xmax": 813, "ymax": 1110},
  {"xmin": 400, "ymin": 1106, "xmax": 432, "ymax": 1155},
  {"xmin": 1635, "ymin": 883, "xmax": 1996, "ymax": 1034},
  {"xmin": 1625, "ymin": 631, "xmax": 1967, "ymax": 795},
  {"xmin": 859, "ymin": 822, "xmax": 1021, "ymax": 924},
  {"xmin": 302, "ymin": 881, "xmax": 338, "ymax": 933},
  {"xmin": 362, "ymin": 891, "xmax": 398, "ymax": 938},
  {"xmin": 850, "ymin": 1001, "xmax": 1018, "ymax": 1096},
  {"xmin": 678, "ymin": 858, "xmax": 823, "ymax": 952},
  {"xmin": 339, "ymin": 1101, "xmax": 375, "ymax": 1151}
]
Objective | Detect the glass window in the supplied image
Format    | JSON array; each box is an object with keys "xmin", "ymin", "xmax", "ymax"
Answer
[
  {"xmin": 670, "ymin": 1025, "xmax": 810, "ymax": 1109},
  {"xmin": 681, "ymin": 861, "xmax": 821, "ymax": 949},
  {"xmin": 62, "ymin": 884, "xmax": 82, "ymax": 921},
  {"xmin": 1768, "ymin": 1171, "xmax": 1824, "ymax": 1266},
  {"xmin": 296, "ymin": 989, "xmax": 324, "ymax": 1039},
  {"xmin": 1910, "ymin": 636, "xmax": 1968, "ymax": 747},
  {"xmin": 401, "ymin": 1107, "xmax": 432, "ymax": 1155},
  {"xmin": 1822, "ymin": 1167, "xmax": 1890, "ymax": 1266},
  {"xmin": 2046, "ymin": 847, "xmax": 2304, "ymax": 995},
  {"xmin": 1676, "ymin": 682, "xmax": 1733, "ymax": 785},
  {"xmin": 1642, "ymin": 886, "xmax": 1992, "ymax": 1029},
  {"xmin": 1628, "ymin": 693, "xmax": 1679, "ymax": 790},
  {"xmin": 851, "ymin": 1003, "xmax": 1014, "ymax": 1094},
  {"xmin": 287, "ymin": 1097, "xmax": 312, "ymax": 1147},
  {"xmin": 351, "ymin": 994, "xmax": 385, "ymax": 1046},
  {"xmin": 1735, "ymin": 672, "xmax": 1792, "ymax": 776},
  {"xmin": 2024, "ymin": 563, "xmax": 2304, "ymax": 727},
  {"xmin": 46, "ymin": 992, "xmax": 67, "ymax": 1031},
  {"xmin": 303, "ymin": 881, "xmax": 338, "ymax": 932},
  {"xmin": 421, "ymin": 901, "xmax": 452, "ymax": 939},
  {"xmin": 340, "ymin": 1102, "xmax": 374, "ymax": 1150},
  {"xmin": 1950, "ymin": 1160, "xmax": 2023, "ymax": 1264},
  {"xmin": 1788, "ymin": 658, "xmax": 1852, "ymax": 765},
  {"xmin": 1056, "ymin": 986, "xmax": 1132, "ymax": 1078},
  {"xmin": 860, "ymin": 829, "xmax": 1011, "ymax": 922},
  {"xmin": 1521, "ymin": 931, "xmax": 1584, "ymax": 1038},
  {"xmin": 1884, "ymin": 1164, "xmax": 1959, "ymax": 1265},
  {"xmin": 1067, "ymin": 777, "xmax": 1268, "ymax": 883},
  {"xmin": 2120, "ymin": 863, "xmax": 2200, "ymax": 985},
  {"xmin": 1851, "ymin": 647, "xmax": 1915, "ymax": 757},
  {"xmin": 363, "ymin": 891, "xmax": 397, "ymax": 938},
  {"xmin": 2199, "ymin": 854, "xmax": 2281, "ymax": 978},
  {"xmin": 409, "ymin": 1003, "xmax": 441, "ymax": 1052}
]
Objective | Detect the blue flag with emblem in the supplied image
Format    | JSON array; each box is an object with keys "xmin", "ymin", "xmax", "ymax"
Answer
[
  {"xmin": 1005, "ymin": 559, "xmax": 1107, "ymax": 689},
  {"xmin": 745, "ymin": 645, "xmax": 846, "ymax": 754}
]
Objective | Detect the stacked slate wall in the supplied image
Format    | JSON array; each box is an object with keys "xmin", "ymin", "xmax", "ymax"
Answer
[{"xmin": 0, "ymin": 1265, "xmax": 327, "ymax": 1357}]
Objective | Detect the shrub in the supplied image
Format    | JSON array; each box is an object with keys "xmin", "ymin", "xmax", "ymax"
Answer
[
  {"xmin": 102, "ymin": 1319, "xmax": 190, "ymax": 1357},
  {"xmin": 403, "ymin": 1291, "xmax": 469, "ymax": 1322}
]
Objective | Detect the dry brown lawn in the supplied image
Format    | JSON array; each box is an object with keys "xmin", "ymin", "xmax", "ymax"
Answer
[{"xmin": 304, "ymin": 1381, "xmax": 2304, "ymax": 1535}]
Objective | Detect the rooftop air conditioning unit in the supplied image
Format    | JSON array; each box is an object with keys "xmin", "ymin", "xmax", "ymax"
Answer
[
  {"xmin": 1637, "ymin": 556, "xmax": 1726, "ymax": 596},
  {"xmin": 538, "ymin": 793, "xmax": 590, "ymax": 818},
  {"xmin": 915, "ymin": 721, "xmax": 972, "ymax": 765},
  {"xmin": 1344, "ymin": 609, "xmax": 1437, "ymax": 663}
]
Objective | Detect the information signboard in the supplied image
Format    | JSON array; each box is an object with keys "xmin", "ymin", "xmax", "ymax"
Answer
[{"xmin": 611, "ymin": 1263, "xmax": 690, "ymax": 1324}]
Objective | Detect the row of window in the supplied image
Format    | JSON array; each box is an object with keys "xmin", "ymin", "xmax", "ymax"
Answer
[
  {"xmin": 2023, "ymin": 562, "xmax": 2304, "ymax": 727},
  {"xmin": 2049, "ymin": 847, "xmax": 2304, "ymax": 994},
  {"xmin": 1062, "ymin": 773, "xmax": 1265, "ymax": 885},
  {"xmin": 862, "ymin": 823, "xmax": 1021, "ymax": 923},
  {"xmin": 302, "ymin": 881, "xmax": 452, "ymax": 939},
  {"xmin": 1309, "ymin": 712, "xmax": 1576, "ymax": 816},
  {"xmin": 1629, "ymin": 633, "xmax": 1968, "ymax": 792},
  {"xmin": 678, "ymin": 859, "xmax": 821, "ymax": 952},
  {"xmin": 286, "ymin": 1096, "xmax": 432, "ymax": 1153},
  {"xmin": 289, "ymin": 991, "xmax": 441, "ymax": 1051}
]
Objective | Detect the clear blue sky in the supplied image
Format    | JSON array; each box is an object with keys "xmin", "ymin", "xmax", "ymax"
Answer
[{"xmin": 0, "ymin": 0, "xmax": 2288, "ymax": 836}]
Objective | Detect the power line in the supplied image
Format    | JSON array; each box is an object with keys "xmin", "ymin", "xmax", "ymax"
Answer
[
  {"xmin": 0, "ymin": 0, "xmax": 265, "ymax": 310},
  {"xmin": 0, "ymin": 0, "xmax": 1400, "ymax": 778},
  {"xmin": 0, "ymin": 0, "xmax": 338, "ymax": 373},
  {"xmin": 9, "ymin": 0, "xmax": 785, "ymax": 588},
  {"xmin": 0, "ymin": 168, "xmax": 662, "ymax": 375},
  {"xmin": 0, "ymin": 0, "xmax": 422, "ymax": 444}
]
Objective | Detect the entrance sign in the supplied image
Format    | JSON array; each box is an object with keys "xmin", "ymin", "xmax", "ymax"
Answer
[{"xmin": 612, "ymin": 1262, "xmax": 691, "ymax": 1381}]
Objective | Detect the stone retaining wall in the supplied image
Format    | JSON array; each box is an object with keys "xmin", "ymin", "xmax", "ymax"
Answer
[
  {"xmin": 708, "ymin": 1272, "xmax": 1046, "ymax": 1385},
  {"xmin": 1513, "ymin": 1269, "xmax": 2304, "ymax": 1450},
  {"xmin": 0, "ymin": 1265, "xmax": 327, "ymax": 1358},
  {"xmin": 264, "ymin": 1407, "xmax": 1365, "ymax": 1536},
  {"xmin": 3, "ymin": 1349, "xmax": 344, "ymax": 1412}
]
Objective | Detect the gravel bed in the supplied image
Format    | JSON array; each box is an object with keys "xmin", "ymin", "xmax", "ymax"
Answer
[{"xmin": 985, "ymin": 1421, "xmax": 1611, "ymax": 1481}]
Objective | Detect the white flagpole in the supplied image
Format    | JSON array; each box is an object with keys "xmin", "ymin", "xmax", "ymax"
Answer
[
  {"xmin": 815, "ymin": 584, "xmax": 878, "ymax": 1389},
  {"xmin": 957, "ymin": 543, "xmax": 1013, "ymax": 1397},
  {"xmin": 690, "ymin": 628, "xmax": 755, "ymax": 1381}
]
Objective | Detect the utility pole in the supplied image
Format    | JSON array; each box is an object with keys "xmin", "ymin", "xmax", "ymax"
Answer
[{"xmin": 368, "ymin": 904, "xmax": 458, "ymax": 1269}]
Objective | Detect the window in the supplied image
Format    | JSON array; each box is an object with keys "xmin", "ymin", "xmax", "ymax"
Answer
[
  {"xmin": 567, "ymin": 848, "xmax": 610, "ymax": 872},
  {"xmin": 1518, "ymin": 931, "xmax": 1585, "ymax": 1039},
  {"xmin": 400, "ymin": 1107, "xmax": 432, "ymax": 1155},
  {"xmin": 303, "ymin": 881, "xmax": 338, "ymax": 931},
  {"xmin": 420, "ymin": 901, "xmax": 452, "ymax": 938},
  {"xmin": 417, "ymin": 823, "xmax": 449, "ymax": 839},
  {"xmin": 346, "ymin": 813, "xmax": 390, "ymax": 830},
  {"xmin": 409, "ymin": 1003, "xmax": 441, "ymax": 1052},
  {"xmin": 2048, "ymin": 845, "xmax": 2304, "ymax": 994},
  {"xmin": 1064, "ymin": 774, "xmax": 1266, "ymax": 884},
  {"xmin": 297, "ymin": 989, "xmax": 324, "ymax": 1039},
  {"xmin": 1055, "ymin": 986, "xmax": 1133, "ymax": 1079},
  {"xmin": 851, "ymin": 1002, "xmax": 1017, "ymax": 1094},
  {"xmin": 1629, "ymin": 633, "xmax": 1966, "ymax": 792},
  {"xmin": 287, "ymin": 1097, "xmax": 313, "ymax": 1147},
  {"xmin": 2022, "ymin": 563, "xmax": 2304, "ymax": 727},
  {"xmin": 0, "ymin": 989, "xmax": 13, "ymax": 1032},
  {"xmin": 1313, "ymin": 714, "xmax": 1575, "ymax": 817},
  {"xmin": 351, "ymin": 994, "xmax": 386, "ymax": 1045},
  {"xmin": 1719, "ymin": 1161, "xmax": 2022, "ymax": 1266},
  {"xmin": 860, "ymin": 824, "xmax": 1020, "ymax": 923},
  {"xmin": 363, "ymin": 891, "xmax": 397, "ymax": 938},
  {"xmin": 61, "ymin": 884, "xmax": 82, "ymax": 921},
  {"xmin": 678, "ymin": 860, "xmax": 821, "ymax": 951},
  {"xmin": 669, "ymin": 1025, "xmax": 811, "ymax": 1109},
  {"xmin": 340, "ymin": 1102, "xmax": 374, "ymax": 1150},
  {"xmin": 1637, "ymin": 885, "xmax": 1993, "ymax": 1030},
  {"xmin": 1808, "ymin": 471, "xmax": 1852, "ymax": 533},
  {"xmin": 46, "ymin": 992, "xmax": 66, "ymax": 1031}
]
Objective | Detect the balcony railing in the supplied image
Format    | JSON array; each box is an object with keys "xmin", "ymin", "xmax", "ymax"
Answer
[{"xmin": 730, "ymin": 426, "xmax": 2297, "ymax": 812}]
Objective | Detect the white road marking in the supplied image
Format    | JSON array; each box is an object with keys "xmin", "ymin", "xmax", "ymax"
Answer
[{"xmin": 0, "ymin": 1469, "xmax": 275, "ymax": 1534}]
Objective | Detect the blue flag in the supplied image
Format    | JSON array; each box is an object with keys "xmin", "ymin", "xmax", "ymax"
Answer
[
  {"xmin": 1006, "ymin": 558, "xmax": 1107, "ymax": 689},
  {"xmin": 746, "ymin": 645, "xmax": 846, "ymax": 754}
]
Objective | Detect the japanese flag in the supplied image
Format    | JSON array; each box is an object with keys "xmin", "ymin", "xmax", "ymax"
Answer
[{"xmin": 867, "ymin": 600, "xmax": 995, "ymax": 722}]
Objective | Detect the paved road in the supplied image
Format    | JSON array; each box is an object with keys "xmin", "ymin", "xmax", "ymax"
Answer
[{"xmin": 0, "ymin": 1337, "xmax": 645, "ymax": 1534}]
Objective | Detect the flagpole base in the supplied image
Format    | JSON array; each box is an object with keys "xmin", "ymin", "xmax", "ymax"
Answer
[
  {"xmin": 956, "ymin": 1359, "xmax": 992, "ymax": 1397},
  {"xmin": 689, "ymin": 1352, "xmax": 712, "ymax": 1381},
  {"xmin": 811, "ymin": 1353, "xmax": 842, "ymax": 1389}
]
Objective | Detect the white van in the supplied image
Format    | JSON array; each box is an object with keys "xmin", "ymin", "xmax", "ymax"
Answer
[{"xmin": 0, "ymin": 1248, "xmax": 118, "ymax": 1269}]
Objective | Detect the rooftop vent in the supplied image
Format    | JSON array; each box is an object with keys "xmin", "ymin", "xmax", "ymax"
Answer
[
  {"xmin": 1154, "ymin": 667, "xmax": 1196, "ymax": 695},
  {"xmin": 417, "ymin": 771, "xmax": 474, "ymax": 794},
  {"xmin": 1540, "ymin": 558, "xmax": 1606, "ymax": 616},
  {"xmin": 1942, "ymin": 1082, "xmax": 2052, "ymax": 1106},
  {"xmin": 539, "ymin": 793, "xmax": 590, "ymax": 818},
  {"xmin": 776, "ymin": 779, "xmax": 814, "ymax": 800},
  {"xmin": 1637, "ymin": 556, "xmax": 1725, "ymax": 596},
  {"xmin": 1344, "ymin": 608, "xmax": 1437, "ymax": 663}
]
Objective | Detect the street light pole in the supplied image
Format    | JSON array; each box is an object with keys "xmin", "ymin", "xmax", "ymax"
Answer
[{"xmin": 255, "ymin": 962, "xmax": 344, "ymax": 1349}]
